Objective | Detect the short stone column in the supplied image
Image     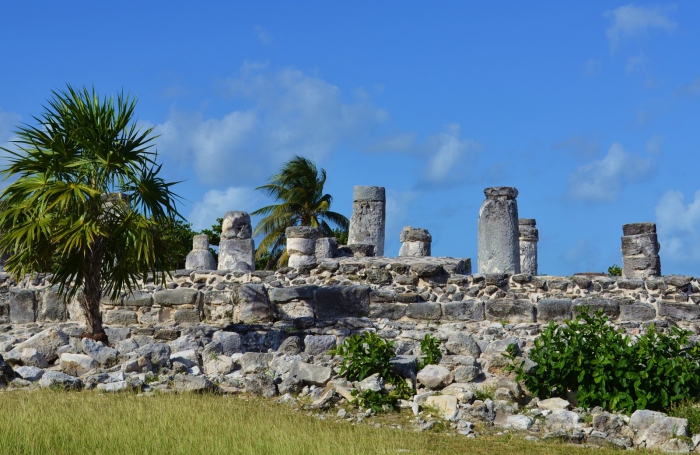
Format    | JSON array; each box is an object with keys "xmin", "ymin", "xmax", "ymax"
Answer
[
  {"xmin": 185, "ymin": 234, "xmax": 217, "ymax": 270},
  {"xmin": 286, "ymin": 226, "xmax": 322, "ymax": 268},
  {"xmin": 478, "ymin": 187, "xmax": 520, "ymax": 274},
  {"xmin": 518, "ymin": 219, "xmax": 538, "ymax": 276},
  {"xmin": 399, "ymin": 227, "xmax": 431, "ymax": 257},
  {"xmin": 315, "ymin": 237, "xmax": 339, "ymax": 260},
  {"xmin": 348, "ymin": 186, "xmax": 385, "ymax": 256},
  {"xmin": 621, "ymin": 222, "xmax": 661, "ymax": 279},
  {"xmin": 217, "ymin": 211, "xmax": 255, "ymax": 272}
]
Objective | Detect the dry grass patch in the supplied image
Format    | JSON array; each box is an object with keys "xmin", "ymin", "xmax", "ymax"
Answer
[{"xmin": 0, "ymin": 390, "xmax": 622, "ymax": 455}]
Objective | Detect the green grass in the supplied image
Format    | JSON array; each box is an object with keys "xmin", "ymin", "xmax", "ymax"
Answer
[{"xmin": 0, "ymin": 390, "xmax": 623, "ymax": 455}]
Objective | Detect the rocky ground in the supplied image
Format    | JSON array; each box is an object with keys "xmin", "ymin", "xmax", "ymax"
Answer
[{"xmin": 1, "ymin": 321, "xmax": 698, "ymax": 453}]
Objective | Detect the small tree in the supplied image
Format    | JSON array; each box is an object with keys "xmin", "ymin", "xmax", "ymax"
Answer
[{"xmin": 0, "ymin": 85, "xmax": 181, "ymax": 341}]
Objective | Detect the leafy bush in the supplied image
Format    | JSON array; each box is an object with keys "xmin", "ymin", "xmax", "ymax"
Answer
[
  {"xmin": 505, "ymin": 309, "xmax": 700, "ymax": 413},
  {"xmin": 607, "ymin": 264, "xmax": 622, "ymax": 276},
  {"xmin": 418, "ymin": 334, "xmax": 442, "ymax": 369},
  {"xmin": 330, "ymin": 332, "xmax": 412, "ymax": 411}
]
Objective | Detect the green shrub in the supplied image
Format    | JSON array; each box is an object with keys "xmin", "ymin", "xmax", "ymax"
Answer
[
  {"xmin": 330, "ymin": 332, "xmax": 412, "ymax": 411},
  {"xmin": 418, "ymin": 334, "xmax": 442, "ymax": 369},
  {"xmin": 505, "ymin": 309, "xmax": 700, "ymax": 413},
  {"xmin": 669, "ymin": 399, "xmax": 700, "ymax": 435},
  {"xmin": 607, "ymin": 264, "xmax": 622, "ymax": 276}
]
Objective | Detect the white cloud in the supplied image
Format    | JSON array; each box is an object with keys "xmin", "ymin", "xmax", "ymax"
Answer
[
  {"xmin": 646, "ymin": 135, "xmax": 665, "ymax": 155},
  {"xmin": 154, "ymin": 63, "xmax": 391, "ymax": 186},
  {"xmin": 0, "ymin": 107, "xmax": 20, "ymax": 150},
  {"xmin": 655, "ymin": 190, "xmax": 700, "ymax": 264},
  {"xmin": 567, "ymin": 142, "xmax": 653, "ymax": 202},
  {"xmin": 677, "ymin": 77, "xmax": 700, "ymax": 97},
  {"xmin": 255, "ymin": 26, "xmax": 273, "ymax": 44},
  {"xmin": 188, "ymin": 186, "xmax": 263, "ymax": 231},
  {"xmin": 423, "ymin": 124, "xmax": 481, "ymax": 184},
  {"xmin": 626, "ymin": 52, "xmax": 650, "ymax": 73},
  {"xmin": 553, "ymin": 134, "xmax": 600, "ymax": 159},
  {"xmin": 605, "ymin": 4, "xmax": 676, "ymax": 52}
]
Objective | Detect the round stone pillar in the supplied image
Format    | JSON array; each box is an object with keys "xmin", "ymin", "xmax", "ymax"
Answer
[
  {"xmin": 347, "ymin": 186, "xmax": 385, "ymax": 256},
  {"xmin": 478, "ymin": 187, "xmax": 520, "ymax": 274},
  {"xmin": 185, "ymin": 234, "xmax": 217, "ymax": 270},
  {"xmin": 286, "ymin": 226, "xmax": 322, "ymax": 268},
  {"xmin": 518, "ymin": 219, "xmax": 538, "ymax": 276},
  {"xmin": 399, "ymin": 227, "xmax": 432, "ymax": 257},
  {"xmin": 621, "ymin": 222, "xmax": 661, "ymax": 279},
  {"xmin": 218, "ymin": 211, "xmax": 255, "ymax": 272}
]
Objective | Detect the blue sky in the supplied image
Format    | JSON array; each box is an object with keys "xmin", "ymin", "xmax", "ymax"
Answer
[{"xmin": 1, "ymin": 1, "xmax": 700, "ymax": 275}]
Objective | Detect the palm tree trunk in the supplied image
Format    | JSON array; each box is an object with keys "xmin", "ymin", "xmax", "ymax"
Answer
[{"xmin": 80, "ymin": 238, "xmax": 107, "ymax": 342}]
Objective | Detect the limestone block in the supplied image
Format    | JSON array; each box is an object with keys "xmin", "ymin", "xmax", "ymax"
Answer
[
  {"xmin": 303, "ymin": 335, "xmax": 336, "ymax": 356},
  {"xmin": 221, "ymin": 211, "xmax": 252, "ymax": 239},
  {"xmin": 212, "ymin": 332, "xmax": 243, "ymax": 356},
  {"xmin": 153, "ymin": 289, "xmax": 199, "ymax": 306},
  {"xmin": 9, "ymin": 289, "xmax": 36, "ymax": 323},
  {"xmin": 173, "ymin": 309, "xmax": 200, "ymax": 324},
  {"xmin": 315, "ymin": 237, "xmax": 338, "ymax": 260},
  {"xmin": 536, "ymin": 299, "xmax": 572, "ymax": 323},
  {"xmin": 658, "ymin": 301, "xmax": 700, "ymax": 320},
  {"xmin": 348, "ymin": 186, "xmax": 386, "ymax": 256},
  {"xmin": 39, "ymin": 371, "xmax": 83, "ymax": 390},
  {"xmin": 81, "ymin": 338, "xmax": 118, "ymax": 367},
  {"xmin": 21, "ymin": 348, "xmax": 48, "ymax": 368},
  {"xmin": 484, "ymin": 299, "xmax": 535, "ymax": 323},
  {"xmin": 620, "ymin": 303, "xmax": 656, "ymax": 321},
  {"xmin": 621, "ymin": 222, "xmax": 661, "ymax": 279},
  {"xmin": 123, "ymin": 291, "xmax": 154, "ymax": 307},
  {"xmin": 286, "ymin": 237, "xmax": 317, "ymax": 256},
  {"xmin": 445, "ymin": 333, "xmax": 481, "ymax": 357},
  {"xmin": 103, "ymin": 309, "xmax": 139, "ymax": 326},
  {"xmin": 185, "ymin": 248, "xmax": 217, "ymax": 271},
  {"xmin": 38, "ymin": 287, "xmax": 66, "ymax": 322},
  {"xmin": 268, "ymin": 286, "xmax": 317, "ymax": 304},
  {"xmin": 60, "ymin": 353, "xmax": 98, "ymax": 377},
  {"xmin": 14, "ymin": 365, "xmax": 44, "ymax": 382},
  {"xmin": 313, "ymin": 285, "xmax": 370, "ymax": 320},
  {"xmin": 441, "ymin": 300, "xmax": 485, "ymax": 322},
  {"xmin": 369, "ymin": 302, "xmax": 407, "ymax": 319},
  {"xmin": 12, "ymin": 327, "xmax": 69, "ymax": 363},
  {"xmin": 218, "ymin": 238, "xmax": 255, "ymax": 271},
  {"xmin": 571, "ymin": 298, "xmax": 620, "ymax": 320},
  {"xmin": 399, "ymin": 241, "xmax": 431, "ymax": 257},
  {"xmin": 478, "ymin": 187, "xmax": 520, "ymax": 274},
  {"xmin": 286, "ymin": 226, "xmax": 321, "ymax": 268},
  {"xmin": 417, "ymin": 365, "xmax": 453, "ymax": 389},
  {"xmin": 235, "ymin": 283, "xmax": 273, "ymax": 323},
  {"xmin": 288, "ymin": 361, "xmax": 332, "ymax": 386},
  {"xmin": 425, "ymin": 395, "xmax": 459, "ymax": 420},
  {"xmin": 400, "ymin": 226, "xmax": 432, "ymax": 243},
  {"xmin": 405, "ymin": 301, "xmax": 442, "ymax": 320}
]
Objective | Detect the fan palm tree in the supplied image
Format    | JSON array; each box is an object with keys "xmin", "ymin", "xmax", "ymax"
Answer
[
  {"xmin": 0, "ymin": 85, "xmax": 181, "ymax": 341},
  {"xmin": 252, "ymin": 156, "xmax": 348, "ymax": 269}
]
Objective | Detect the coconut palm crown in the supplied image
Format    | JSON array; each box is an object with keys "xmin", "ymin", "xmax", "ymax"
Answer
[
  {"xmin": 252, "ymin": 156, "xmax": 348, "ymax": 268},
  {"xmin": 0, "ymin": 85, "xmax": 182, "ymax": 340}
]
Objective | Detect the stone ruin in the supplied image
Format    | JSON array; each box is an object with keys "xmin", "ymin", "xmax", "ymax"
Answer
[
  {"xmin": 217, "ymin": 211, "xmax": 255, "ymax": 272},
  {"xmin": 347, "ymin": 185, "xmax": 386, "ymax": 257},
  {"xmin": 285, "ymin": 226, "xmax": 321, "ymax": 268},
  {"xmin": 477, "ymin": 187, "xmax": 520, "ymax": 274},
  {"xmin": 399, "ymin": 227, "xmax": 431, "ymax": 257},
  {"xmin": 184, "ymin": 235, "xmax": 217, "ymax": 271},
  {"xmin": 622, "ymin": 222, "xmax": 661, "ymax": 279},
  {"xmin": 518, "ymin": 219, "xmax": 538, "ymax": 276}
]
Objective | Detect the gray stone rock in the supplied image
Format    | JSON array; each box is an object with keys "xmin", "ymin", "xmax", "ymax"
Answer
[
  {"xmin": 390, "ymin": 355, "xmax": 418, "ymax": 379},
  {"xmin": 507, "ymin": 414, "xmax": 533, "ymax": 430},
  {"xmin": 441, "ymin": 300, "xmax": 485, "ymax": 321},
  {"xmin": 417, "ymin": 365, "xmax": 453, "ymax": 389},
  {"xmin": 12, "ymin": 327, "xmax": 68, "ymax": 363},
  {"xmin": 172, "ymin": 374, "xmax": 214, "ymax": 392},
  {"xmin": 96, "ymin": 380, "xmax": 129, "ymax": 393},
  {"xmin": 104, "ymin": 327, "xmax": 131, "ymax": 342},
  {"xmin": 289, "ymin": 361, "xmax": 332, "ymax": 386},
  {"xmin": 244, "ymin": 373, "xmax": 277, "ymax": 397},
  {"xmin": 9, "ymin": 289, "xmax": 36, "ymax": 323},
  {"xmin": 445, "ymin": 333, "xmax": 481, "ymax": 357},
  {"xmin": 406, "ymin": 301, "xmax": 442, "ymax": 320},
  {"xmin": 123, "ymin": 291, "xmax": 154, "ymax": 307},
  {"xmin": 518, "ymin": 219, "xmax": 538, "ymax": 276},
  {"xmin": 169, "ymin": 335, "xmax": 200, "ymax": 353},
  {"xmin": 37, "ymin": 287, "xmax": 66, "ymax": 322},
  {"xmin": 620, "ymin": 303, "xmax": 656, "ymax": 321},
  {"xmin": 358, "ymin": 373, "xmax": 384, "ymax": 392},
  {"xmin": 314, "ymin": 285, "xmax": 370, "ymax": 319},
  {"xmin": 286, "ymin": 227, "xmax": 322, "ymax": 268},
  {"xmin": 238, "ymin": 352, "xmax": 272, "ymax": 374},
  {"xmin": 82, "ymin": 338, "xmax": 118, "ymax": 367},
  {"xmin": 135, "ymin": 343, "xmax": 171, "ymax": 367},
  {"xmin": 104, "ymin": 309, "xmax": 139, "ymax": 326},
  {"xmin": 174, "ymin": 309, "xmax": 201, "ymax": 324},
  {"xmin": 20, "ymin": 348, "xmax": 48, "ymax": 368},
  {"xmin": 278, "ymin": 336, "xmax": 303, "ymax": 355},
  {"xmin": 218, "ymin": 238, "xmax": 255, "ymax": 271},
  {"xmin": 536, "ymin": 299, "xmax": 572, "ymax": 322},
  {"xmin": 212, "ymin": 331, "xmax": 243, "ymax": 356},
  {"xmin": 185, "ymin": 235, "xmax": 217, "ymax": 270},
  {"xmin": 545, "ymin": 409, "xmax": 581, "ymax": 431},
  {"xmin": 153, "ymin": 289, "xmax": 198, "ymax": 306},
  {"xmin": 0, "ymin": 354, "xmax": 14, "ymax": 384},
  {"xmin": 453, "ymin": 365, "xmax": 479, "ymax": 383},
  {"xmin": 538, "ymin": 397, "xmax": 571, "ymax": 411},
  {"xmin": 315, "ymin": 237, "xmax": 339, "ymax": 260},
  {"xmin": 485, "ymin": 299, "xmax": 535, "ymax": 323},
  {"xmin": 572, "ymin": 298, "xmax": 620, "ymax": 319},
  {"xmin": 170, "ymin": 349, "xmax": 200, "ymax": 368},
  {"xmin": 621, "ymin": 223, "xmax": 661, "ymax": 279},
  {"xmin": 348, "ymin": 186, "xmax": 386, "ymax": 256},
  {"xmin": 39, "ymin": 370, "xmax": 83, "ymax": 390},
  {"xmin": 60, "ymin": 353, "xmax": 98, "ymax": 377},
  {"xmin": 236, "ymin": 284, "xmax": 273, "ymax": 323},
  {"xmin": 14, "ymin": 365, "xmax": 43, "ymax": 381},
  {"xmin": 303, "ymin": 335, "xmax": 336, "ymax": 356},
  {"xmin": 478, "ymin": 187, "xmax": 520, "ymax": 274},
  {"xmin": 658, "ymin": 301, "xmax": 700, "ymax": 320},
  {"xmin": 268, "ymin": 286, "xmax": 317, "ymax": 304},
  {"xmin": 221, "ymin": 211, "xmax": 252, "ymax": 239},
  {"xmin": 665, "ymin": 275, "xmax": 693, "ymax": 288},
  {"xmin": 630, "ymin": 410, "xmax": 689, "ymax": 449}
]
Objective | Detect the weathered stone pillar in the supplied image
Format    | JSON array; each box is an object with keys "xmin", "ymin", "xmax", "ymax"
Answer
[
  {"xmin": 185, "ymin": 234, "xmax": 217, "ymax": 270},
  {"xmin": 217, "ymin": 211, "xmax": 255, "ymax": 272},
  {"xmin": 286, "ymin": 226, "xmax": 322, "ymax": 268},
  {"xmin": 478, "ymin": 187, "xmax": 520, "ymax": 274},
  {"xmin": 315, "ymin": 237, "xmax": 339, "ymax": 260},
  {"xmin": 518, "ymin": 219, "xmax": 538, "ymax": 276},
  {"xmin": 621, "ymin": 222, "xmax": 661, "ymax": 279},
  {"xmin": 348, "ymin": 186, "xmax": 385, "ymax": 256},
  {"xmin": 399, "ymin": 227, "xmax": 431, "ymax": 257}
]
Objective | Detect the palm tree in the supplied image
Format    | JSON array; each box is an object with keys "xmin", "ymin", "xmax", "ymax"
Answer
[
  {"xmin": 252, "ymin": 156, "xmax": 348, "ymax": 268},
  {"xmin": 0, "ymin": 85, "xmax": 181, "ymax": 342}
]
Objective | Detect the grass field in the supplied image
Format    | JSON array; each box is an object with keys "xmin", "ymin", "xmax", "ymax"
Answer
[{"xmin": 0, "ymin": 390, "xmax": 623, "ymax": 455}]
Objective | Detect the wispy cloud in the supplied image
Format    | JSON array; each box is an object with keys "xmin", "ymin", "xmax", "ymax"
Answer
[
  {"xmin": 0, "ymin": 107, "xmax": 20, "ymax": 148},
  {"xmin": 655, "ymin": 190, "xmax": 700, "ymax": 265},
  {"xmin": 604, "ymin": 4, "xmax": 676, "ymax": 52},
  {"xmin": 566, "ymin": 142, "xmax": 653, "ymax": 202},
  {"xmin": 255, "ymin": 26, "xmax": 273, "ymax": 45},
  {"xmin": 423, "ymin": 124, "xmax": 482, "ymax": 185},
  {"xmin": 188, "ymin": 187, "xmax": 263, "ymax": 231},
  {"xmin": 676, "ymin": 77, "xmax": 700, "ymax": 97},
  {"xmin": 553, "ymin": 134, "xmax": 600, "ymax": 159}
]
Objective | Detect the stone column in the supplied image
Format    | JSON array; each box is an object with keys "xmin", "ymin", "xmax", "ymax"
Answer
[
  {"xmin": 621, "ymin": 222, "xmax": 661, "ymax": 279},
  {"xmin": 477, "ymin": 187, "xmax": 520, "ymax": 274},
  {"xmin": 315, "ymin": 237, "xmax": 339, "ymax": 260},
  {"xmin": 518, "ymin": 219, "xmax": 538, "ymax": 276},
  {"xmin": 348, "ymin": 186, "xmax": 385, "ymax": 257},
  {"xmin": 399, "ymin": 227, "xmax": 431, "ymax": 257},
  {"xmin": 217, "ymin": 211, "xmax": 255, "ymax": 272},
  {"xmin": 286, "ymin": 226, "xmax": 322, "ymax": 268},
  {"xmin": 185, "ymin": 234, "xmax": 217, "ymax": 270}
]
